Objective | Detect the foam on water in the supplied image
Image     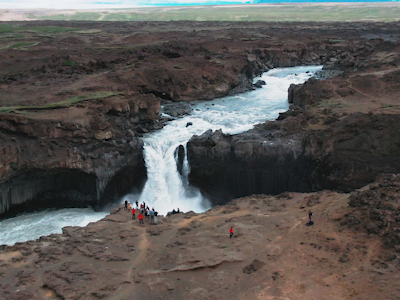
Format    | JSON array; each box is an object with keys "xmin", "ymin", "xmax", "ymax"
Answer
[{"xmin": 124, "ymin": 65, "xmax": 323, "ymax": 215}]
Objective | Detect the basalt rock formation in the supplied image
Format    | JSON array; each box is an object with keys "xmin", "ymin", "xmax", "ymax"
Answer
[
  {"xmin": 1, "ymin": 20, "xmax": 400, "ymax": 214},
  {"xmin": 188, "ymin": 111, "xmax": 400, "ymax": 205},
  {"xmin": 0, "ymin": 95, "xmax": 151, "ymax": 214},
  {"xmin": 187, "ymin": 31, "xmax": 400, "ymax": 205}
]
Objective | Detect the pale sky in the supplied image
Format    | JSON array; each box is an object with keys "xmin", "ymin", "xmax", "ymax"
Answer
[{"xmin": 0, "ymin": 0, "xmax": 252, "ymax": 9}]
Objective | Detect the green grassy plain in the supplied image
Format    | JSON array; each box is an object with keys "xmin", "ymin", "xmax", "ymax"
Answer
[{"xmin": 25, "ymin": 4, "xmax": 400, "ymax": 22}]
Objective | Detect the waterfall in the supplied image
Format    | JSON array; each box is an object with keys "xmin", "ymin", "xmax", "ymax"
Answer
[
  {"xmin": 126, "ymin": 65, "xmax": 324, "ymax": 215},
  {"xmin": 0, "ymin": 65, "xmax": 323, "ymax": 245}
]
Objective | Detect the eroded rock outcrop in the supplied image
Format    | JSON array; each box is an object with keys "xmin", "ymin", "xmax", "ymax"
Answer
[
  {"xmin": 0, "ymin": 94, "xmax": 159, "ymax": 214},
  {"xmin": 188, "ymin": 98, "xmax": 400, "ymax": 205},
  {"xmin": 342, "ymin": 174, "xmax": 400, "ymax": 251}
]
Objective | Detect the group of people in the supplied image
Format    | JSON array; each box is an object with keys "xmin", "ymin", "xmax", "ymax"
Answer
[
  {"xmin": 125, "ymin": 201, "xmax": 315, "ymax": 236},
  {"xmin": 124, "ymin": 200, "xmax": 159, "ymax": 225}
]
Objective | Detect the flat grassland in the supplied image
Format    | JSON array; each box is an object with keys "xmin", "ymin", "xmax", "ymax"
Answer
[{"xmin": 1, "ymin": 3, "xmax": 400, "ymax": 22}]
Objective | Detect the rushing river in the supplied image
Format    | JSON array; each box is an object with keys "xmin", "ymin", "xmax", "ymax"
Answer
[
  {"xmin": 0, "ymin": 208, "xmax": 108, "ymax": 246},
  {"xmin": 0, "ymin": 65, "xmax": 322, "ymax": 246},
  {"xmin": 125, "ymin": 65, "xmax": 323, "ymax": 215}
]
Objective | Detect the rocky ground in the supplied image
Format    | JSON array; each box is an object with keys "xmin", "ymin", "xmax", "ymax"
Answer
[{"xmin": 2, "ymin": 174, "xmax": 400, "ymax": 299}]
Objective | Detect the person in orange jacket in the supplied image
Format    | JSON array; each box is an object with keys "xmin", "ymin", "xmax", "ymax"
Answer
[
  {"xmin": 230, "ymin": 226, "xmax": 233, "ymax": 238},
  {"xmin": 132, "ymin": 208, "xmax": 136, "ymax": 219},
  {"xmin": 139, "ymin": 213, "xmax": 144, "ymax": 225}
]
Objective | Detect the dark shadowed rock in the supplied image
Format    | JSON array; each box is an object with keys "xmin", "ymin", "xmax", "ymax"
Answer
[
  {"xmin": 175, "ymin": 145, "xmax": 185, "ymax": 175},
  {"xmin": 254, "ymin": 79, "xmax": 266, "ymax": 88},
  {"xmin": 243, "ymin": 259, "xmax": 266, "ymax": 274}
]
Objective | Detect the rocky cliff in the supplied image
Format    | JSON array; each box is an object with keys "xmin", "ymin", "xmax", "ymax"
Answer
[
  {"xmin": 1, "ymin": 20, "xmax": 399, "ymax": 214},
  {"xmin": 187, "ymin": 111, "xmax": 400, "ymax": 205},
  {"xmin": 187, "ymin": 35, "xmax": 400, "ymax": 204}
]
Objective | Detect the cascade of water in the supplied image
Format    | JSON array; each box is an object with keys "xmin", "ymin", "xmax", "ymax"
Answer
[
  {"xmin": 125, "ymin": 65, "xmax": 323, "ymax": 215},
  {"xmin": 0, "ymin": 65, "xmax": 323, "ymax": 245}
]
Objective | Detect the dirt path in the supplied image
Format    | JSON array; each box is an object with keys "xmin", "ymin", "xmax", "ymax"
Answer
[{"xmin": 126, "ymin": 226, "xmax": 150, "ymax": 280}]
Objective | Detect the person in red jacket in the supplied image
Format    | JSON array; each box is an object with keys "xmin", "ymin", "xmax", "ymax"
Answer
[
  {"xmin": 230, "ymin": 226, "xmax": 233, "ymax": 238},
  {"xmin": 132, "ymin": 208, "xmax": 136, "ymax": 219},
  {"xmin": 139, "ymin": 213, "xmax": 144, "ymax": 225}
]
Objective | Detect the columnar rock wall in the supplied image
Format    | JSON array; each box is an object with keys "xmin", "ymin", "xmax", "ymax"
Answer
[
  {"xmin": 188, "ymin": 112, "xmax": 400, "ymax": 205},
  {"xmin": 1, "ymin": 21, "xmax": 398, "ymax": 214}
]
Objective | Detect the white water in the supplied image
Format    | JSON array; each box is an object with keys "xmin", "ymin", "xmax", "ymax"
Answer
[
  {"xmin": 124, "ymin": 65, "xmax": 323, "ymax": 215},
  {"xmin": 0, "ymin": 65, "xmax": 322, "ymax": 246},
  {"xmin": 0, "ymin": 208, "xmax": 108, "ymax": 246}
]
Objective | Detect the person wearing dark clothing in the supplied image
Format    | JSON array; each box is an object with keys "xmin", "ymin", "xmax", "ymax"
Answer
[
  {"xmin": 230, "ymin": 226, "xmax": 233, "ymax": 238},
  {"xmin": 177, "ymin": 208, "xmax": 180, "ymax": 213},
  {"xmin": 139, "ymin": 213, "xmax": 144, "ymax": 224},
  {"xmin": 124, "ymin": 200, "xmax": 128, "ymax": 210},
  {"xmin": 307, "ymin": 211, "xmax": 314, "ymax": 226},
  {"xmin": 136, "ymin": 201, "xmax": 139, "ymax": 208},
  {"xmin": 132, "ymin": 208, "xmax": 136, "ymax": 219},
  {"xmin": 172, "ymin": 209, "xmax": 176, "ymax": 214},
  {"xmin": 152, "ymin": 207, "xmax": 155, "ymax": 212}
]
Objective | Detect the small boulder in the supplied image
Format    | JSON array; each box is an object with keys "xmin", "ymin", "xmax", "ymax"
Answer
[{"xmin": 254, "ymin": 80, "xmax": 266, "ymax": 88}]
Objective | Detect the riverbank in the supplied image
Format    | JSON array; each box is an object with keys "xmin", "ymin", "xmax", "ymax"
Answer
[{"xmin": 1, "ymin": 174, "xmax": 400, "ymax": 299}]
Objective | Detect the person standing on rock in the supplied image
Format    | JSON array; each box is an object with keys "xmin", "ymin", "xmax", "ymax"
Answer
[
  {"xmin": 308, "ymin": 210, "xmax": 313, "ymax": 225},
  {"xmin": 124, "ymin": 200, "xmax": 128, "ymax": 210},
  {"xmin": 150, "ymin": 209, "xmax": 154, "ymax": 224},
  {"xmin": 139, "ymin": 213, "xmax": 144, "ymax": 225},
  {"xmin": 230, "ymin": 226, "xmax": 233, "ymax": 238},
  {"xmin": 132, "ymin": 207, "xmax": 136, "ymax": 219},
  {"xmin": 154, "ymin": 211, "xmax": 158, "ymax": 225},
  {"xmin": 127, "ymin": 202, "xmax": 131, "ymax": 211},
  {"xmin": 136, "ymin": 201, "xmax": 139, "ymax": 209}
]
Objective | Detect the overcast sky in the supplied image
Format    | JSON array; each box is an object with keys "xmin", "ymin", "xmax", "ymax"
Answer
[{"xmin": 0, "ymin": 0, "xmax": 254, "ymax": 9}]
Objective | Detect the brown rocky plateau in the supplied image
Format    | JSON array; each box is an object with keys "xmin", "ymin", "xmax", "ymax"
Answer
[
  {"xmin": 2, "ymin": 175, "xmax": 400, "ymax": 299},
  {"xmin": 1, "ymin": 20, "xmax": 400, "ymax": 299}
]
